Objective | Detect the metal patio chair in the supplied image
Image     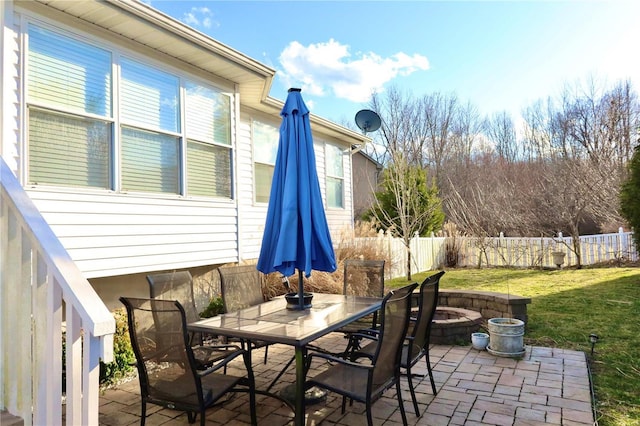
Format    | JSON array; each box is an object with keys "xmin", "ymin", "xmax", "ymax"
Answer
[
  {"xmin": 147, "ymin": 271, "xmax": 226, "ymax": 369},
  {"xmin": 402, "ymin": 270, "xmax": 443, "ymax": 412},
  {"xmin": 338, "ymin": 259, "xmax": 385, "ymax": 353},
  {"xmin": 349, "ymin": 271, "xmax": 444, "ymax": 416},
  {"xmin": 304, "ymin": 283, "xmax": 418, "ymax": 426},
  {"xmin": 218, "ymin": 265, "xmax": 271, "ymax": 364},
  {"xmin": 120, "ymin": 297, "xmax": 257, "ymax": 426}
]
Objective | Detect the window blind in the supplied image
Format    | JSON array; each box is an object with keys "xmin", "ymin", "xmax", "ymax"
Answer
[
  {"xmin": 29, "ymin": 109, "xmax": 111, "ymax": 188},
  {"xmin": 121, "ymin": 127, "xmax": 179, "ymax": 194},
  {"xmin": 28, "ymin": 25, "xmax": 111, "ymax": 116},
  {"xmin": 187, "ymin": 140, "xmax": 231, "ymax": 198},
  {"xmin": 121, "ymin": 58, "xmax": 178, "ymax": 132}
]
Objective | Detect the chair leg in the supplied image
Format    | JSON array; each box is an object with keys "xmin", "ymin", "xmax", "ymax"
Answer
[
  {"xmin": 396, "ymin": 380, "xmax": 408, "ymax": 426},
  {"xmin": 263, "ymin": 346, "xmax": 269, "ymax": 364},
  {"xmin": 341, "ymin": 395, "xmax": 347, "ymax": 414},
  {"xmin": 199, "ymin": 410, "xmax": 206, "ymax": 426},
  {"xmin": 140, "ymin": 400, "xmax": 147, "ymax": 426},
  {"xmin": 366, "ymin": 400, "xmax": 374, "ymax": 426},
  {"xmin": 187, "ymin": 411, "xmax": 196, "ymax": 423},
  {"xmin": 405, "ymin": 364, "xmax": 420, "ymax": 415},
  {"xmin": 425, "ymin": 353, "xmax": 437, "ymax": 395}
]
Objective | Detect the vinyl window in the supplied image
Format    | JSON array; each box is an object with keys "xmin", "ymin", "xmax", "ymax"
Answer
[
  {"xmin": 252, "ymin": 121, "xmax": 279, "ymax": 203},
  {"xmin": 26, "ymin": 23, "xmax": 232, "ymax": 198},
  {"xmin": 325, "ymin": 143, "xmax": 344, "ymax": 208}
]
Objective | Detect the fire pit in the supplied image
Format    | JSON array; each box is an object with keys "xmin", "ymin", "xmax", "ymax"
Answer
[{"xmin": 429, "ymin": 307, "xmax": 482, "ymax": 344}]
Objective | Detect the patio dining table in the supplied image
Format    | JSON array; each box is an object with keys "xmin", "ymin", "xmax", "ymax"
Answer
[{"xmin": 188, "ymin": 292, "xmax": 383, "ymax": 426}]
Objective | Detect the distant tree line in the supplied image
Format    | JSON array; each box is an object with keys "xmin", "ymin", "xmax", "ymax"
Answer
[{"xmin": 362, "ymin": 78, "xmax": 640, "ymax": 269}]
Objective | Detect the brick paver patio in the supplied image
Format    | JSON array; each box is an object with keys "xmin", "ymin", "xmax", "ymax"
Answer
[{"xmin": 99, "ymin": 334, "xmax": 595, "ymax": 425}]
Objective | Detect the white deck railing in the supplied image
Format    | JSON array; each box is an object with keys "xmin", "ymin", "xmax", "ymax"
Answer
[{"xmin": 1, "ymin": 157, "xmax": 115, "ymax": 425}]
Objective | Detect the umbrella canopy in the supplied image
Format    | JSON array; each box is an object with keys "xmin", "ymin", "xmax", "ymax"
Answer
[{"xmin": 257, "ymin": 89, "xmax": 336, "ymax": 306}]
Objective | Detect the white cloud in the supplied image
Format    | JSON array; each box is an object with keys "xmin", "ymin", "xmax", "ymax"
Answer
[
  {"xmin": 181, "ymin": 7, "xmax": 217, "ymax": 30},
  {"xmin": 277, "ymin": 39, "xmax": 429, "ymax": 102}
]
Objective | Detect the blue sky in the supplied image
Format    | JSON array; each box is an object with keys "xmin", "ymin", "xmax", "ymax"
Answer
[{"xmin": 149, "ymin": 1, "xmax": 640, "ymax": 127}]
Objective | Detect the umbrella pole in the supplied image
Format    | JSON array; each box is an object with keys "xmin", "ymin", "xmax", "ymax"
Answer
[{"xmin": 298, "ymin": 269, "xmax": 304, "ymax": 310}]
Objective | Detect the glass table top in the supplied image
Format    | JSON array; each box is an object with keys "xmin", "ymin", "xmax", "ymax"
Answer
[{"xmin": 189, "ymin": 293, "xmax": 382, "ymax": 347}]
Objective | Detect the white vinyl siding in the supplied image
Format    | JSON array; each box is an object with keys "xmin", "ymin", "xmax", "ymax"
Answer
[
  {"xmin": 26, "ymin": 188, "xmax": 238, "ymax": 278},
  {"xmin": 252, "ymin": 121, "xmax": 279, "ymax": 203},
  {"xmin": 26, "ymin": 23, "xmax": 232, "ymax": 198},
  {"xmin": 325, "ymin": 143, "xmax": 344, "ymax": 208}
]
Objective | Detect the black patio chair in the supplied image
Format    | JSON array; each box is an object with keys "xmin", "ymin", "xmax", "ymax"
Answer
[
  {"xmin": 218, "ymin": 265, "xmax": 271, "ymax": 364},
  {"xmin": 349, "ymin": 271, "xmax": 444, "ymax": 416},
  {"xmin": 337, "ymin": 259, "xmax": 385, "ymax": 353},
  {"xmin": 120, "ymin": 297, "xmax": 257, "ymax": 426},
  {"xmin": 403, "ymin": 271, "xmax": 443, "ymax": 407},
  {"xmin": 304, "ymin": 283, "xmax": 418, "ymax": 426},
  {"xmin": 147, "ymin": 271, "xmax": 226, "ymax": 369}
]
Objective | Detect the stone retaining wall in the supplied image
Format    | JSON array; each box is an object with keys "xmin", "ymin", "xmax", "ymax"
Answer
[{"xmin": 437, "ymin": 289, "xmax": 531, "ymax": 324}]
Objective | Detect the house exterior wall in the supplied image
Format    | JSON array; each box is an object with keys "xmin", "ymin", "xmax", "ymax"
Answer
[
  {"xmin": 1, "ymin": 1, "xmax": 362, "ymax": 287},
  {"xmin": 8, "ymin": 5, "xmax": 241, "ymax": 278},
  {"xmin": 320, "ymin": 138, "xmax": 354, "ymax": 240},
  {"xmin": 352, "ymin": 151, "xmax": 382, "ymax": 219}
]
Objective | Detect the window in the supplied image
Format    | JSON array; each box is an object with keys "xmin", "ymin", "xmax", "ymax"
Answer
[
  {"xmin": 252, "ymin": 121, "xmax": 279, "ymax": 203},
  {"xmin": 120, "ymin": 59, "xmax": 179, "ymax": 193},
  {"xmin": 185, "ymin": 82, "xmax": 231, "ymax": 198},
  {"xmin": 27, "ymin": 25, "xmax": 112, "ymax": 188},
  {"xmin": 26, "ymin": 23, "xmax": 232, "ymax": 198},
  {"xmin": 326, "ymin": 143, "xmax": 344, "ymax": 208}
]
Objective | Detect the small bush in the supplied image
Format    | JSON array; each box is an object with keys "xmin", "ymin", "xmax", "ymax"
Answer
[
  {"xmin": 200, "ymin": 296, "xmax": 225, "ymax": 318},
  {"xmin": 99, "ymin": 308, "xmax": 135, "ymax": 386},
  {"xmin": 441, "ymin": 222, "xmax": 463, "ymax": 267}
]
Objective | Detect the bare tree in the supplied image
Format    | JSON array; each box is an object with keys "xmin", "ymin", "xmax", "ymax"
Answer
[{"xmin": 485, "ymin": 111, "xmax": 519, "ymax": 162}]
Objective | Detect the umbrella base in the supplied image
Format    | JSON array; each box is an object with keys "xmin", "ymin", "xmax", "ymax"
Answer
[
  {"xmin": 279, "ymin": 384, "xmax": 327, "ymax": 405},
  {"xmin": 285, "ymin": 292, "xmax": 313, "ymax": 310}
]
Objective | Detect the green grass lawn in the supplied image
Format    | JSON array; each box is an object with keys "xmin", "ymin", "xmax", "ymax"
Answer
[{"xmin": 387, "ymin": 267, "xmax": 640, "ymax": 426}]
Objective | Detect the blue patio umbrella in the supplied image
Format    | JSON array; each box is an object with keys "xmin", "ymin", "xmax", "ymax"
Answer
[{"xmin": 257, "ymin": 88, "xmax": 337, "ymax": 309}]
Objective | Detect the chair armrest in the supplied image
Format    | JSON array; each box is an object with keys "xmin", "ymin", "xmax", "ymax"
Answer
[
  {"xmin": 196, "ymin": 346, "xmax": 246, "ymax": 377},
  {"xmin": 308, "ymin": 351, "xmax": 373, "ymax": 370}
]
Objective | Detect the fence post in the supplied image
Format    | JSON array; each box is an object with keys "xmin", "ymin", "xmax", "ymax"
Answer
[
  {"xmin": 430, "ymin": 232, "xmax": 435, "ymax": 270},
  {"xmin": 618, "ymin": 227, "xmax": 624, "ymax": 260}
]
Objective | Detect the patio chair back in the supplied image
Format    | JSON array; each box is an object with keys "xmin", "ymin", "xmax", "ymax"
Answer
[
  {"xmin": 343, "ymin": 259, "xmax": 385, "ymax": 298},
  {"xmin": 370, "ymin": 283, "xmax": 416, "ymax": 390},
  {"xmin": 119, "ymin": 297, "xmax": 256, "ymax": 425},
  {"xmin": 408, "ymin": 270, "xmax": 443, "ymax": 361},
  {"xmin": 147, "ymin": 271, "xmax": 206, "ymax": 346},
  {"xmin": 403, "ymin": 271, "xmax": 443, "ymax": 413},
  {"xmin": 218, "ymin": 265, "xmax": 271, "ymax": 364},
  {"xmin": 146, "ymin": 271, "xmax": 199, "ymax": 323},
  {"xmin": 337, "ymin": 259, "xmax": 385, "ymax": 345},
  {"xmin": 218, "ymin": 265, "xmax": 265, "ymax": 313}
]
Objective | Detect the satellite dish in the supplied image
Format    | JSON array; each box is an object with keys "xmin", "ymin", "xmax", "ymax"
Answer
[{"xmin": 355, "ymin": 109, "xmax": 381, "ymax": 134}]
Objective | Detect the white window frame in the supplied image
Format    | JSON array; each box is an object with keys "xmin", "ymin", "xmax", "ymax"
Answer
[
  {"xmin": 252, "ymin": 120, "xmax": 279, "ymax": 204},
  {"xmin": 325, "ymin": 142, "xmax": 345, "ymax": 209}
]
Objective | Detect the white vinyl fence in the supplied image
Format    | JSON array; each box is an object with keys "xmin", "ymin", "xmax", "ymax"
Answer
[{"xmin": 351, "ymin": 229, "xmax": 638, "ymax": 279}]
